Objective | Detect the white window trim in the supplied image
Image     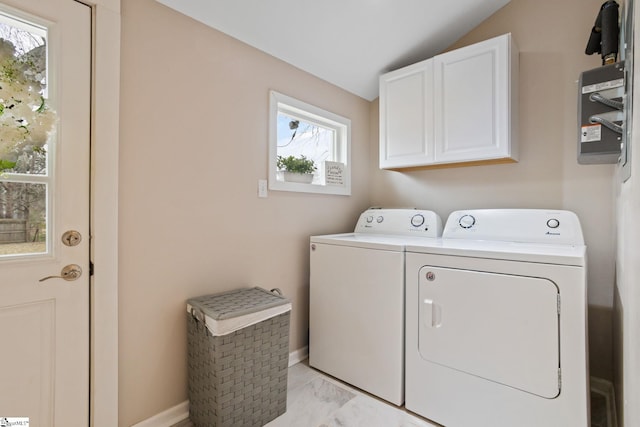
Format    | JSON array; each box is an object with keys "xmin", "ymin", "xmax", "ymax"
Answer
[{"xmin": 268, "ymin": 90, "xmax": 351, "ymax": 195}]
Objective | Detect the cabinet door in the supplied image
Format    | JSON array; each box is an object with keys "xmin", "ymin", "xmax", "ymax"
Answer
[
  {"xmin": 379, "ymin": 59, "xmax": 434, "ymax": 168},
  {"xmin": 434, "ymin": 34, "xmax": 514, "ymax": 163}
]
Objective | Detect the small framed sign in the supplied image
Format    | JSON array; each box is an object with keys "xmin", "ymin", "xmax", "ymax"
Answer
[{"xmin": 325, "ymin": 161, "xmax": 345, "ymax": 186}]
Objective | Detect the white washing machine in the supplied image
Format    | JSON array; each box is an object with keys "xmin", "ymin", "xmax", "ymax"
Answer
[
  {"xmin": 405, "ymin": 209, "xmax": 589, "ymax": 427},
  {"xmin": 309, "ymin": 208, "xmax": 442, "ymax": 405}
]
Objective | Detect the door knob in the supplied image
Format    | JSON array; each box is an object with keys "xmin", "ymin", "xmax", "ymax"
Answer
[{"xmin": 39, "ymin": 264, "xmax": 83, "ymax": 282}]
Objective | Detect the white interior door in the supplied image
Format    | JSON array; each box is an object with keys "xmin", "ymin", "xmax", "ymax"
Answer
[
  {"xmin": 0, "ymin": 1, "xmax": 90, "ymax": 426},
  {"xmin": 418, "ymin": 265, "xmax": 560, "ymax": 399}
]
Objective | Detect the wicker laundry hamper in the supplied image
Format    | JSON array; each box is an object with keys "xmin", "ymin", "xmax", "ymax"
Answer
[{"xmin": 186, "ymin": 287, "xmax": 291, "ymax": 427}]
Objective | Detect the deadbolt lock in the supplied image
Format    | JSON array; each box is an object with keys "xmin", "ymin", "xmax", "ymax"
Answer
[{"xmin": 61, "ymin": 230, "xmax": 82, "ymax": 247}]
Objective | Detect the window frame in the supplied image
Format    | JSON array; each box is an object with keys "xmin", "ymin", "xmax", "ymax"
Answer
[{"xmin": 268, "ymin": 90, "xmax": 351, "ymax": 195}]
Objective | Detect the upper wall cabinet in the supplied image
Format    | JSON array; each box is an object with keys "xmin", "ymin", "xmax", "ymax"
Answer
[{"xmin": 379, "ymin": 33, "xmax": 519, "ymax": 169}]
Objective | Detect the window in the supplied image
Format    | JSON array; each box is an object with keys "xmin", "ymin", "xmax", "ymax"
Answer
[
  {"xmin": 0, "ymin": 13, "xmax": 50, "ymax": 258},
  {"xmin": 269, "ymin": 91, "xmax": 351, "ymax": 195}
]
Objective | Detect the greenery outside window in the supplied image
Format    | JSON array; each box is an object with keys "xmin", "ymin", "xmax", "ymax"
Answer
[
  {"xmin": 0, "ymin": 13, "xmax": 51, "ymax": 258},
  {"xmin": 269, "ymin": 90, "xmax": 351, "ymax": 195}
]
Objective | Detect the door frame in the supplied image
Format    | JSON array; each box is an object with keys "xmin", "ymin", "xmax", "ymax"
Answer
[{"xmin": 87, "ymin": 1, "xmax": 119, "ymax": 426}]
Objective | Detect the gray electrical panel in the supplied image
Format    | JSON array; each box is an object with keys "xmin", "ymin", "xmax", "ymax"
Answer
[{"xmin": 578, "ymin": 61, "xmax": 625, "ymax": 164}]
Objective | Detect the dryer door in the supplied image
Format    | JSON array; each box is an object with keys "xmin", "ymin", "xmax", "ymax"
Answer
[{"xmin": 418, "ymin": 266, "xmax": 560, "ymax": 398}]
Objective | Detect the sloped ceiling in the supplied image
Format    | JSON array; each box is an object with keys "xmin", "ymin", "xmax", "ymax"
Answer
[{"xmin": 156, "ymin": 0, "xmax": 511, "ymax": 100}]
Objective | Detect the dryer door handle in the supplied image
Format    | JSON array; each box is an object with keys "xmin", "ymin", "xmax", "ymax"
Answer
[{"xmin": 423, "ymin": 299, "xmax": 442, "ymax": 328}]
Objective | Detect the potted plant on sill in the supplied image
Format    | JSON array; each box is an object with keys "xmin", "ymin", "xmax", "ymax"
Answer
[{"xmin": 277, "ymin": 155, "xmax": 317, "ymax": 183}]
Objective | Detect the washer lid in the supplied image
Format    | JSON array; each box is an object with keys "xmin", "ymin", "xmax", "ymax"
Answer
[
  {"xmin": 310, "ymin": 208, "xmax": 443, "ymax": 250},
  {"xmin": 310, "ymin": 233, "xmax": 438, "ymax": 250}
]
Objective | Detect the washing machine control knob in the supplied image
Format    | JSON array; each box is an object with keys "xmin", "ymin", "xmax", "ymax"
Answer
[
  {"xmin": 547, "ymin": 218, "xmax": 560, "ymax": 228},
  {"xmin": 411, "ymin": 214, "xmax": 425, "ymax": 227},
  {"xmin": 459, "ymin": 214, "xmax": 476, "ymax": 229},
  {"xmin": 366, "ymin": 215, "xmax": 374, "ymax": 223}
]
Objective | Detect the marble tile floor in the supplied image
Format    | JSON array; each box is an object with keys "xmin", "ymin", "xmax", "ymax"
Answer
[
  {"xmin": 263, "ymin": 361, "xmax": 436, "ymax": 427},
  {"xmin": 174, "ymin": 360, "xmax": 612, "ymax": 427}
]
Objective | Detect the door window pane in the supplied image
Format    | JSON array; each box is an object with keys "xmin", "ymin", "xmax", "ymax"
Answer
[
  {"xmin": 0, "ymin": 17, "xmax": 50, "ymax": 176},
  {"xmin": 0, "ymin": 13, "xmax": 51, "ymax": 258},
  {"xmin": 0, "ymin": 182, "xmax": 46, "ymax": 255}
]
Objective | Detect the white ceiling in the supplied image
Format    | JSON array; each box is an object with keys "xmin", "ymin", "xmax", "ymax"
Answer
[{"xmin": 156, "ymin": 0, "xmax": 511, "ymax": 101}]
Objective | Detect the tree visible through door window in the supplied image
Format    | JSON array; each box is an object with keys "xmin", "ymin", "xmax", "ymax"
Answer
[
  {"xmin": 0, "ymin": 13, "xmax": 53, "ymax": 257},
  {"xmin": 269, "ymin": 91, "xmax": 351, "ymax": 195}
]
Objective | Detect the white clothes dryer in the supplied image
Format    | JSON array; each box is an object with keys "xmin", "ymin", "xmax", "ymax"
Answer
[
  {"xmin": 309, "ymin": 208, "xmax": 442, "ymax": 405},
  {"xmin": 405, "ymin": 209, "xmax": 589, "ymax": 427}
]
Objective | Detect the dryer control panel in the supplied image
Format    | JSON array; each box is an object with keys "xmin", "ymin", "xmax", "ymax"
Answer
[
  {"xmin": 354, "ymin": 208, "xmax": 443, "ymax": 237},
  {"xmin": 443, "ymin": 209, "xmax": 584, "ymax": 245}
]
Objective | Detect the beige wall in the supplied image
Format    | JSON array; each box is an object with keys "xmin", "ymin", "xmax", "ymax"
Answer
[
  {"xmin": 370, "ymin": 0, "xmax": 616, "ymax": 379},
  {"xmin": 118, "ymin": 1, "xmax": 371, "ymax": 424},
  {"xmin": 120, "ymin": 0, "xmax": 619, "ymax": 424}
]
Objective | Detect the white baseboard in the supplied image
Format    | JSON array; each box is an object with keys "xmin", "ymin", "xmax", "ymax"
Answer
[
  {"xmin": 130, "ymin": 400, "xmax": 189, "ymax": 427},
  {"xmin": 288, "ymin": 345, "xmax": 309, "ymax": 366},
  {"xmin": 132, "ymin": 347, "xmax": 309, "ymax": 427}
]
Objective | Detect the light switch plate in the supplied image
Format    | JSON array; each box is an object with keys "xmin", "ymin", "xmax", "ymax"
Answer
[{"xmin": 258, "ymin": 179, "xmax": 268, "ymax": 198}]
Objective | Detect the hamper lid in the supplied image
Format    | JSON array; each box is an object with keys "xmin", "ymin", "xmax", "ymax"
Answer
[{"xmin": 187, "ymin": 287, "xmax": 291, "ymax": 336}]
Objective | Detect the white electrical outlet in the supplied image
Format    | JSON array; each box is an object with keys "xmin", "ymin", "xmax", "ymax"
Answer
[{"xmin": 258, "ymin": 179, "xmax": 268, "ymax": 198}]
